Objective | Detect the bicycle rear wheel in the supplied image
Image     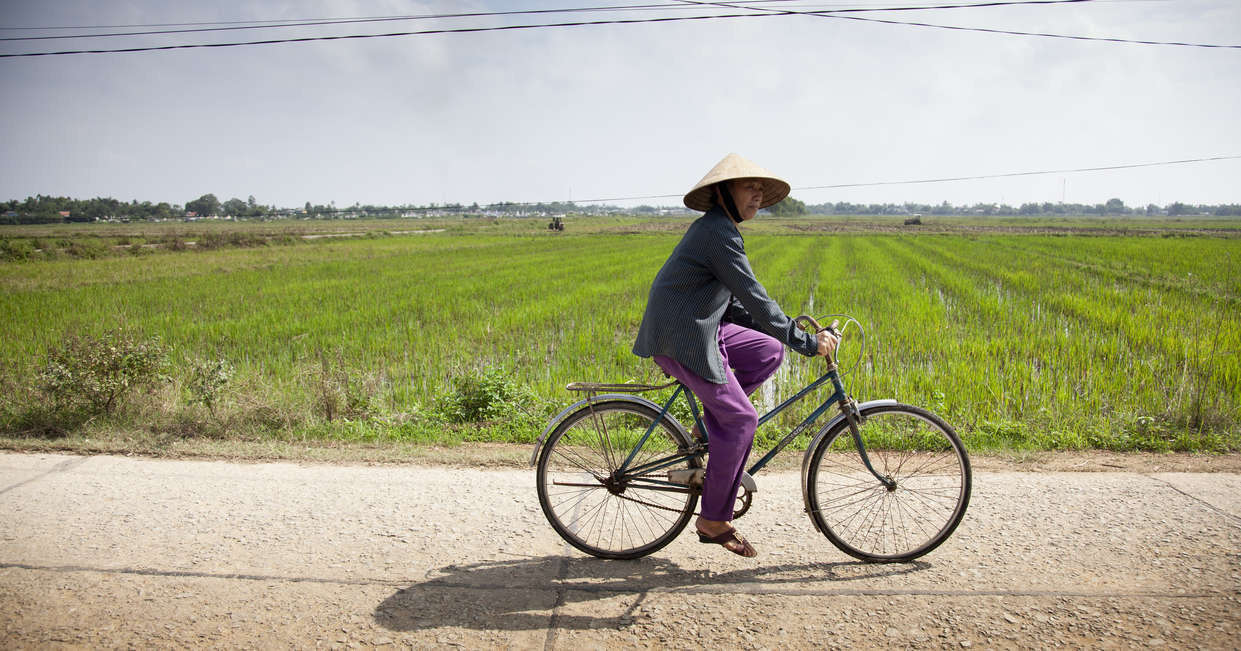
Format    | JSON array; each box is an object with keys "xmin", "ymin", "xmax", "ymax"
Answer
[
  {"xmin": 536, "ymin": 400, "xmax": 700, "ymax": 559},
  {"xmin": 805, "ymin": 403, "xmax": 971, "ymax": 562}
]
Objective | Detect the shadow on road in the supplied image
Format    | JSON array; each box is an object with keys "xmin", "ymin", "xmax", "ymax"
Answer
[{"xmin": 375, "ymin": 554, "xmax": 929, "ymax": 632}]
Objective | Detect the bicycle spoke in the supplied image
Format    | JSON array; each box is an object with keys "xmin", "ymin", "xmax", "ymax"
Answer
[
  {"xmin": 807, "ymin": 405, "xmax": 970, "ymax": 562},
  {"xmin": 548, "ymin": 485, "xmax": 601, "ymax": 514},
  {"xmin": 537, "ymin": 401, "xmax": 699, "ymax": 559},
  {"xmin": 567, "ymin": 494, "xmax": 609, "ymax": 539},
  {"xmin": 550, "ymin": 446, "xmax": 608, "ymax": 480},
  {"xmin": 895, "ymin": 482, "xmax": 961, "ymax": 515},
  {"xmin": 892, "ymin": 492, "xmax": 936, "ymax": 541}
]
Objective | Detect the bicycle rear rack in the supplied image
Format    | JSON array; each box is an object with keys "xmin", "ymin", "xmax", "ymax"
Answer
[{"xmin": 565, "ymin": 380, "xmax": 678, "ymax": 394}]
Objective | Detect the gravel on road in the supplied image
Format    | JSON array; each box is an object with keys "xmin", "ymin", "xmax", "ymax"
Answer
[{"xmin": 1, "ymin": 452, "xmax": 1238, "ymax": 649}]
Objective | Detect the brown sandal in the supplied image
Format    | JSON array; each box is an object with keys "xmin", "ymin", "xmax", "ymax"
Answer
[{"xmin": 697, "ymin": 526, "xmax": 757, "ymax": 558}]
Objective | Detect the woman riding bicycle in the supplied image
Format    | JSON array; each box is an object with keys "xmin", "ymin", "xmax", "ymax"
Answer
[{"xmin": 632, "ymin": 153, "xmax": 838, "ymax": 557}]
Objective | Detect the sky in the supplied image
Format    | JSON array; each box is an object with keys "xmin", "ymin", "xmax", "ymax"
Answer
[{"xmin": 1, "ymin": 0, "xmax": 1239, "ymax": 210}]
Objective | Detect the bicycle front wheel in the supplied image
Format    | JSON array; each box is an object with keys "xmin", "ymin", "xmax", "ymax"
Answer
[
  {"xmin": 536, "ymin": 400, "xmax": 700, "ymax": 559},
  {"xmin": 806, "ymin": 403, "xmax": 971, "ymax": 562}
]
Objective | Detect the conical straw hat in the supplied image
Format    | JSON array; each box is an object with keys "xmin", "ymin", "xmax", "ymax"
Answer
[{"xmin": 683, "ymin": 153, "xmax": 791, "ymax": 212}]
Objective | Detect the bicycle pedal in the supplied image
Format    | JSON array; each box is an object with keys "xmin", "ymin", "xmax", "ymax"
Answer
[{"xmin": 667, "ymin": 468, "xmax": 705, "ymax": 488}]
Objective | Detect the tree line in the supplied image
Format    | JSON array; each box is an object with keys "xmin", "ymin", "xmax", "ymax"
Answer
[
  {"xmin": 3, "ymin": 193, "xmax": 1239, "ymax": 225},
  {"xmin": 0, "ymin": 194, "xmax": 274, "ymax": 224},
  {"xmin": 1, "ymin": 195, "xmax": 182, "ymax": 224},
  {"xmin": 802, "ymin": 199, "xmax": 1241, "ymax": 217}
]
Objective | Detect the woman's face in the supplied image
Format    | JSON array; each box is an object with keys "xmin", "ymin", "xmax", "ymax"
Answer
[{"xmin": 728, "ymin": 179, "xmax": 764, "ymax": 221}]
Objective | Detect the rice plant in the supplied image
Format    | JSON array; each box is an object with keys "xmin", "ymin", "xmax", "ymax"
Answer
[{"xmin": 0, "ymin": 217, "xmax": 1236, "ymax": 450}]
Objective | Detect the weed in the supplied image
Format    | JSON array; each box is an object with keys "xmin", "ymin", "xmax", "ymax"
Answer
[
  {"xmin": 63, "ymin": 239, "xmax": 106, "ymax": 259},
  {"xmin": 0, "ymin": 238, "xmax": 34, "ymax": 261},
  {"xmin": 305, "ymin": 352, "xmax": 379, "ymax": 423},
  {"xmin": 37, "ymin": 329, "xmax": 168, "ymax": 417},
  {"xmin": 429, "ymin": 366, "xmax": 548, "ymax": 443},
  {"xmin": 186, "ymin": 357, "xmax": 234, "ymax": 417},
  {"xmin": 196, "ymin": 232, "xmax": 269, "ymax": 250},
  {"xmin": 435, "ymin": 366, "xmax": 536, "ymax": 424}
]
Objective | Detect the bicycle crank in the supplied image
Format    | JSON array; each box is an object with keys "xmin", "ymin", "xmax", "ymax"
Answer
[
  {"xmin": 667, "ymin": 469, "xmax": 758, "ymax": 519},
  {"xmin": 732, "ymin": 483, "xmax": 753, "ymax": 519}
]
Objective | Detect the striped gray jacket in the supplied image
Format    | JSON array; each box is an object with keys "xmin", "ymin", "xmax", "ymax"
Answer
[{"xmin": 632, "ymin": 205, "xmax": 819, "ymax": 384}]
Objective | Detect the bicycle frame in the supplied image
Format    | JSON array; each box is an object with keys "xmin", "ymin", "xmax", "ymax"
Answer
[{"xmin": 613, "ymin": 361, "xmax": 893, "ymax": 488}]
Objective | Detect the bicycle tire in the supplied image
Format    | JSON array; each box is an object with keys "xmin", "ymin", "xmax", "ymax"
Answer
[
  {"xmin": 536, "ymin": 400, "xmax": 700, "ymax": 560},
  {"xmin": 805, "ymin": 403, "xmax": 971, "ymax": 562}
]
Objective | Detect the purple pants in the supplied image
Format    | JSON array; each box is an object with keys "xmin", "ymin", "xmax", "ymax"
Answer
[{"xmin": 654, "ymin": 322, "xmax": 784, "ymax": 522}]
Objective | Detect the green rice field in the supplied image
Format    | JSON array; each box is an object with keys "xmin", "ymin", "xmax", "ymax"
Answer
[{"xmin": 1, "ymin": 215, "xmax": 1238, "ymax": 452}]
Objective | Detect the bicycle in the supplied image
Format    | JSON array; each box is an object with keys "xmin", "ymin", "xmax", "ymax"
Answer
[{"xmin": 531, "ymin": 316, "xmax": 971, "ymax": 563}]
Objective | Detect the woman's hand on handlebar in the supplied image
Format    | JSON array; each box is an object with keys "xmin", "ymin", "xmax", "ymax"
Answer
[
  {"xmin": 816, "ymin": 328, "xmax": 840, "ymax": 357},
  {"xmin": 794, "ymin": 315, "xmax": 842, "ymax": 357}
]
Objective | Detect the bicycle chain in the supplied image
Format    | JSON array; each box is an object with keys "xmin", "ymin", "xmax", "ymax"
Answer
[
  {"xmin": 608, "ymin": 479, "xmax": 751, "ymax": 520},
  {"xmin": 610, "ymin": 481, "xmax": 703, "ymax": 517}
]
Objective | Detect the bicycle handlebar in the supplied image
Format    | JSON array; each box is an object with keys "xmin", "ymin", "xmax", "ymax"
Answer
[
  {"xmin": 794, "ymin": 315, "xmax": 840, "ymax": 336},
  {"xmin": 795, "ymin": 315, "xmax": 843, "ymax": 365},
  {"xmin": 795, "ymin": 314, "xmax": 867, "ymax": 377}
]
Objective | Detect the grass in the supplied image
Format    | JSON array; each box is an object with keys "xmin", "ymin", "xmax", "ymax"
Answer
[{"xmin": 1, "ymin": 213, "xmax": 1238, "ymax": 455}]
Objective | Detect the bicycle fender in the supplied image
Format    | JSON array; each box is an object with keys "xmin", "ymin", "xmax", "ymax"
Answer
[
  {"xmin": 528, "ymin": 393, "xmax": 670, "ymax": 466},
  {"xmin": 799, "ymin": 399, "xmax": 900, "ymax": 510}
]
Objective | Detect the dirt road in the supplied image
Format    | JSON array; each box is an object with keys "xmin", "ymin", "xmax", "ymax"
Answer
[{"xmin": 1, "ymin": 452, "xmax": 1238, "ymax": 649}]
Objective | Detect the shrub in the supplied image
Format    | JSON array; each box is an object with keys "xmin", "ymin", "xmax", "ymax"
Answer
[
  {"xmin": 0, "ymin": 238, "xmax": 34, "ymax": 262},
  {"xmin": 38, "ymin": 329, "xmax": 168, "ymax": 416},
  {"xmin": 63, "ymin": 240, "xmax": 106, "ymax": 259},
  {"xmin": 166, "ymin": 372, "xmax": 301, "ymax": 440},
  {"xmin": 435, "ymin": 366, "xmax": 538, "ymax": 424},
  {"xmin": 305, "ymin": 353, "xmax": 379, "ymax": 422},
  {"xmin": 195, "ymin": 231, "xmax": 269, "ymax": 250},
  {"xmin": 186, "ymin": 357, "xmax": 234, "ymax": 416}
]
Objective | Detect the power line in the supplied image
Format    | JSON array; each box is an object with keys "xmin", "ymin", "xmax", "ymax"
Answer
[
  {"xmin": 798, "ymin": 155, "xmax": 1241, "ymax": 191},
  {"xmin": 0, "ymin": 0, "xmax": 1096, "ymax": 32},
  {"xmin": 0, "ymin": 0, "xmax": 1103, "ymax": 40},
  {"xmin": 3, "ymin": 0, "xmax": 1234, "ymax": 57},
  {"xmin": 0, "ymin": 2, "xmax": 719, "ymax": 41},
  {"xmin": 565, "ymin": 155, "xmax": 1241, "ymax": 205},
  {"xmin": 830, "ymin": 13, "xmax": 1239, "ymax": 48},
  {"xmin": 680, "ymin": 0, "xmax": 1102, "ymax": 14},
  {"xmin": 0, "ymin": 0, "xmax": 1106, "ymax": 39},
  {"xmin": 0, "ymin": 12, "xmax": 781, "ymax": 58},
  {"xmin": 0, "ymin": 1, "xmax": 809, "ymax": 31},
  {"xmin": 8, "ymin": 154, "xmax": 1232, "ymax": 212},
  {"xmin": 693, "ymin": 0, "xmax": 1241, "ymax": 48}
]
